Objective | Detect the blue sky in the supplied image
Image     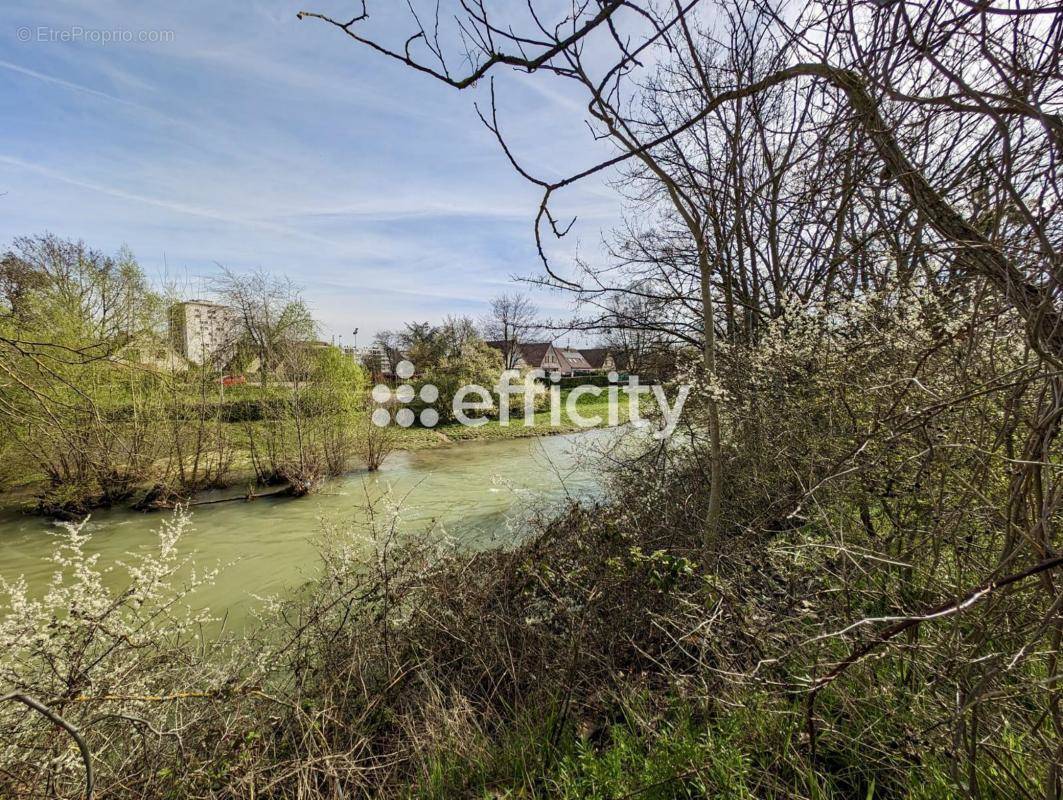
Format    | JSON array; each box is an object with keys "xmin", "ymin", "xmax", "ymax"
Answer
[{"xmin": 0, "ymin": 0, "xmax": 623, "ymax": 343}]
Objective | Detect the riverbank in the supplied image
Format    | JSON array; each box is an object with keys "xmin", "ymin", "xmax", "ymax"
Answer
[
  {"xmin": 0, "ymin": 429, "xmax": 612, "ymax": 624},
  {"xmin": 380, "ymin": 389, "xmax": 630, "ymax": 449},
  {"xmin": 0, "ymin": 390, "xmax": 630, "ymax": 515},
  {"xmin": 0, "ymin": 483, "xmax": 972, "ymax": 799}
]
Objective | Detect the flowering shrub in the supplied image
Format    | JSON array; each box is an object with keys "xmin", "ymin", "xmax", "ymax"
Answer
[
  {"xmin": 0, "ymin": 499, "xmax": 456, "ymax": 798},
  {"xmin": 0, "ymin": 510, "xmax": 237, "ymax": 796},
  {"xmin": 600, "ymin": 281, "xmax": 1056, "ymax": 795}
]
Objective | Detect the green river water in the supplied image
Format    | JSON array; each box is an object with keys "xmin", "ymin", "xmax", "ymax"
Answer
[{"xmin": 0, "ymin": 429, "xmax": 613, "ymax": 626}]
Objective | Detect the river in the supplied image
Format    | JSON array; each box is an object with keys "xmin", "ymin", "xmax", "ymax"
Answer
[{"xmin": 0, "ymin": 429, "xmax": 613, "ymax": 626}]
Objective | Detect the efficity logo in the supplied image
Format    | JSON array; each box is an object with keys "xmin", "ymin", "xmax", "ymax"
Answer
[
  {"xmin": 372, "ymin": 361, "xmax": 691, "ymax": 439},
  {"xmin": 371, "ymin": 360, "xmax": 440, "ymax": 428}
]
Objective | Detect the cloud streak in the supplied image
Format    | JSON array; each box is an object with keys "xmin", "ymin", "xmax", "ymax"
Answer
[
  {"xmin": 0, "ymin": 58, "xmax": 145, "ymax": 108},
  {"xmin": 0, "ymin": 0, "xmax": 622, "ymax": 340}
]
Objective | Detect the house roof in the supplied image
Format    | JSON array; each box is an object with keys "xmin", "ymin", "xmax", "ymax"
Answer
[
  {"xmin": 557, "ymin": 349, "xmax": 593, "ymax": 371},
  {"xmin": 486, "ymin": 340, "xmax": 555, "ymax": 367},
  {"xmin": 579, "ymin": 347, "xmax": 613, "ymax": 369},
  {"xmin": 516, "ymin": 342, "xmax": 554, "ymax": 366}
]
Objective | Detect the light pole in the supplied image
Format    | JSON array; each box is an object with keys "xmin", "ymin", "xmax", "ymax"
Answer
[{"xmin": 353, "ymin": 328, "xmax": 359, "ymax": 350}]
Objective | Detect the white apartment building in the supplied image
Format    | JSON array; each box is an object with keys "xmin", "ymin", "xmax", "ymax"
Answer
[
  {"xmin": 170, "ymin": 300, "xmax": 238, "ymax": 366},
  {"xmin": 344, "ymin": 344, "xmax": 396, "ymax": 376}
]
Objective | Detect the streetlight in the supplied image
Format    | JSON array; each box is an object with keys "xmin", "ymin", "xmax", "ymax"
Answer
[{"xmin": 353, "ymin": 328, "xmax": 359, "ymax": 350}]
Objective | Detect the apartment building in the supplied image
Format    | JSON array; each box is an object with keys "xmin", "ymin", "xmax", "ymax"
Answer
[{"xmin": 169, "ymin": 300, "xmax": 238, "ymax": 366}]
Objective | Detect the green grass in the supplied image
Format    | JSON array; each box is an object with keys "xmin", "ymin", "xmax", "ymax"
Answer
[
  {"xmin": 390, "ymin": 389, "xmax": 634, "ymax": 450},
  {"xmin": 224, "ymin": 389, "xmax": 632, "ymax": 453},
  {"xmin": 412, "ymin": 693, "xmax": 744, "ymax": 799},
  {"xmin": 410, "ymin": 689, "xmax": 968, "ymax": 800}
]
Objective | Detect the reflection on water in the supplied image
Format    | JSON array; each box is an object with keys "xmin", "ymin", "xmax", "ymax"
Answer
[{"xmin": 0, "ymin": 429, "xmax": 618, "ymax": 623}]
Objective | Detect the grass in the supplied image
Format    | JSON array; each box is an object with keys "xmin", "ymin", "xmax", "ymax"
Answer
[
  {"xmin": 387, "ymin": 389, "xmax": 635, "ymax": 450},
  {"xmin": 412, "ymin": 690, "xmax": 961, "ymax": 800},
  {"xmin": 224, "ymin": 388, "xmax": 632, "ymax": 453}
]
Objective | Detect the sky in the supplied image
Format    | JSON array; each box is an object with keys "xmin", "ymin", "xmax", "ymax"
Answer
[{"xmin": 0, "ymin": 0, "xmax": 626, "ymax": 344}]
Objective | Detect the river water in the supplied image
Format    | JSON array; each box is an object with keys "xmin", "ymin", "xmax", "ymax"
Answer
[{"xmin": 0, "ymin": 430, "xmax": 613, "ymax": 625}]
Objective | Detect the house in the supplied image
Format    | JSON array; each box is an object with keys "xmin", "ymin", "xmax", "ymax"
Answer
[
  {"xmin": 578, "ymin": 347, "xmax": 616, "ymax": 372},
  {"xmin": 555, "ymin": 348, "xmax": 595, "ymax": 375},
  {"xmin": 486, "ymin": 341, "xmax": 599, "ymax": 377},
  {"xmin": 486, "ymin": 340, "xmax": 535, "ymax": 369},
  {"xmin": 486, "ymin": 341, "xmax": 554, "ymax": 372},
  {"xmin": 169, "ymin": 300, "xmax": 238, "ymax": 367},
  {"xmin": 486, "ymin": 339, "xmax": 531, "ymax": 370}
]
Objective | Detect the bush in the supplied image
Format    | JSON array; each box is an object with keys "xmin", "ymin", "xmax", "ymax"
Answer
[
  {"xmin": 0, "ymin": 494, "xmax": 994, "ymax": 799},
  {"xmin": 215, "ymin": 395, "xmax": 293, "ymax": 422},
  {"xmin": 556, "ymin": 373, "xmax": 616, "ymax": 389}
]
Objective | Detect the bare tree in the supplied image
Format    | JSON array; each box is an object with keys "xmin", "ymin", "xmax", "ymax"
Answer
[
  {"xmin": 299, "ymin": 1, "xmax": 1063, "ymax": 793},
  {"xmin": 211, "ymin": 268, "xmax": 314, "ymax": 386},
  {"xmin": 480, "ymin": 292, "xmax": 540, "ymax": 369},
  {"xmin": 297, "ymin": 0, "xmax": 1062, "ymax": 539},
  {"xmin": 372, "ymin": 329, "xmax": 404, "ymax": 378},
  {"xmin": 211, "ymin": 268, "xmax": 314, "ymax": 387}
]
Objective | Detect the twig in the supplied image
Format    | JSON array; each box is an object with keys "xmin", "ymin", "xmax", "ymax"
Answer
[
  {"xmin": 1, "ymin": 693, "xmax": 94, "ymax": 800},
  {"xmin": 805, "ymin": 554, "xmax": 1063, "ymax": 756}
]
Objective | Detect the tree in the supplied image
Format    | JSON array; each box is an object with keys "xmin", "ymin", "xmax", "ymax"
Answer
[
  {"xmin": 0, "ymin": 234, "xmax": 166, "ymax": 515},
  {"xmin": 152, "ymin": 364, "xmax": 235, "ymax": 504},
  {"xmin": 401, "ymin": 316, "xmax": 503, "ymax": 423},
  {"xmin": 212, "ymin": 268, "xmax": 314, "ymax": 386},
  {"xmin": 301, "ymin": 1, "xmax": 1063, "ymax": 791},
  {"xmin": 600, "ymin": 294, "xmax": 664, "ymax": 376},
  {"xmin": 355, "ymin": 392, "xmax": 397, "ymax": 471},
  {"xmin": 308, "ymin": 344, "xmax": 366, "ymax": 475},
  {"xmin": 481, "ymin": 293, "xmax": 539, "ymax": 369},
  {"xmin": 370, "ymin": 329, "xmax": 404, "ymax": 378},
  {"xmin": 243, "ymin": 343, "xmax": 366, "ymax": 492}
]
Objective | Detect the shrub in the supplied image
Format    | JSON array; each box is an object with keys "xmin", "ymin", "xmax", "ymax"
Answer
[
  {"xmin": 0, "ymin": 477, "xmax": 1047, "ymax": 798},
  {"xmin": 556, "ymin": 373, "xmax": 616, "ymax": 389}
]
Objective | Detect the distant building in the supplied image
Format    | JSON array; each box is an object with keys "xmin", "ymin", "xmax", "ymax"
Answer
[
  {"xmin": 169, "ymin": 300, "xmax": 237, "ymax": 366},
  {"xmin": 487, "ymin": 340, "xmax": 557, "ymax": 372},
  {"xmin": 485, "ymin": 339, "xmax": 528, "ymax": 370},
  {"xmin": 346, "ymin": 344, "xmax": 399, "ymax": 377},
  {"xmin": 555, "ymin": 348, "xmax": 594, "ymax": 375},
  {"xmin": 578, "ymin": 347, "xmax": 616, "ymax": 372},
  {"xmin": 485, "ymin": 341, "xmax": 602, "ymax": 377},
  {"xmin": 120, "ymin": 335, "xmax": 193, "ymax": 373}
]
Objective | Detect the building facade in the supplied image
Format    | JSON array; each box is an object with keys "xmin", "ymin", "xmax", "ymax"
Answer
[
  {"xmin": 169, "ymin": 300, "xmax": 238, "ymax": 366},
  {"xmin": 578, "ymin": 347, "xmax": 616, "ymax": 372}
]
